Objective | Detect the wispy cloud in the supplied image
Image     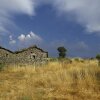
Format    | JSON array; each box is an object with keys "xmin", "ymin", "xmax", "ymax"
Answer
[
  {"xmin": 36, "ymin": 0, "xmax": 100, "ymax": 33},
  {"xmin": 35, "ymin": 0, "xmax": 100, "ymax": 33},
  {"xmin": 0, "ymin": 0, "xmax": 35, "ymax": 35},
  {"xmin": 49, "ymin": 0, "xmax": 100, "ymax": 33},
  {"xmin": 74, "ymin": 41, "xmax": 89, "ymax": 51},
  {"xmin": 9, "ymin": 35, "xmax": 16, "ymax": 45},
  {"xmin": 1, "ymin": 0, "xmax": 100, "ymax": 36}
]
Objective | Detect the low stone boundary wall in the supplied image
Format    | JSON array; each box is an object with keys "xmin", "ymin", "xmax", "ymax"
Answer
[{"xmin": 0, "ymin": 57, "xmax": 48, "ymax": 66}]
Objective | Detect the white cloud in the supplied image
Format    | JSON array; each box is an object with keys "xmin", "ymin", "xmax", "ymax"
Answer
[
  {"xmin": 0, "ymin": 0, "xmax": 35, "ymax": 34},
  {"xmin": 9, "ymin": 40, "xmax": 16, "ymax": 44},
  {"xmin": 1, "ymin": 0, "xmax": 100, "ymax": 35},
  {"xmin": 9, "ymin": 35, "xmax": 16, "ymax": 44},
  {"xmin": 49, "ymin": 0, "xmax": 100, "ymax": 33},
  {"xmin": 34, "ymin": 0, "xmax": 100, "ymax": 33},
  {"xmin": 18, "ymin": 31, "xmax": 42, "ymax": 42},
  {"xmin": 30, "ymin": 31, "xmax": 42, "ymax": 41},
  {"xmin": 0, "ymin": 26, "xmax": 9, "ymax": 35},
  {"xmin": 8, "ymin": 31, "xmax": 42, "ymax": 48},
  {"xmin": 0, "ymin": 0, "xmax": 35, "ymax": 15},
  {"xmin": 17, "ymin": 31, "xmax": 42, "ymax": 48},
  {"xmin": 18, "ymin": 34, "xmax": 26, "ymax": 42}
]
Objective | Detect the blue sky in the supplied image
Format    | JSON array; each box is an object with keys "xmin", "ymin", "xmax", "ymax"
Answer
[{"xmin": 0, "ymin": 0, "xmax": 100, "ymax": 58}]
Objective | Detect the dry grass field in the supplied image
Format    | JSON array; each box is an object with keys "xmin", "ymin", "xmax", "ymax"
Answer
[{"xmin": 0, "ymin": 59, "xmax": 100, "ymax": 100}]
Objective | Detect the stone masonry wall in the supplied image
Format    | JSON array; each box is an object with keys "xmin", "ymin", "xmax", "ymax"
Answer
[{"xmin": 0, "ymin": 46, "xmax": 48, "ymax": 64}]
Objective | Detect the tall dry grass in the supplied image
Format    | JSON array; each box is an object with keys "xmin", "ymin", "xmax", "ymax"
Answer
[{"xmin": 0, "ymin": 59, "xmax": 100, "ymax": 100}]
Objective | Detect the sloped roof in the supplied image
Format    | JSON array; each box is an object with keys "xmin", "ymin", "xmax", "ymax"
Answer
[
  {"xmin": 0, "ymin": 46, "xmax": 14, "ymax": 53},
  {"xmin": 0, "ymin": 45, "xmax": 48, "ymax": 54}
]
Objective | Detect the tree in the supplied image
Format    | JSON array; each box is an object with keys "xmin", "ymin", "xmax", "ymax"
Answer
[
  {"xmin": 57, "ymin": 47, "xmax": 67, "ymax": 58},
  {"xmin": 96, "ymin": 54, "xmax": 100, "ymax": 66}
]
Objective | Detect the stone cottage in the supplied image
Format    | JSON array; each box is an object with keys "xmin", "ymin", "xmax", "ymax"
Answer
[{"xmin": 0, "ymin": 45, "xmax": 48, "ymax": 64}]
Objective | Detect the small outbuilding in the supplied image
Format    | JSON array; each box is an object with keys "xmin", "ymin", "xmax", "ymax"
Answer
[{"xmin": 0, "ymin": 45, "xmax": 48, "ymax": 64}]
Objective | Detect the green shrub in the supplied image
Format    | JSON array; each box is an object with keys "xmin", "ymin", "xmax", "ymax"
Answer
[
  {"xmin": 80, "ymin": 60, "xmax": 84, "ymax": 63},
  {"xmin": 96, "ymin": 54, "xmax": 100, "ymax": 66},
  {"xmin": 74, "ymin": 58, "xmax": 80, "ymax": 62},
  {"xmin": 96, "ymin": 54, "xmax": 100, "ymax": 60}
]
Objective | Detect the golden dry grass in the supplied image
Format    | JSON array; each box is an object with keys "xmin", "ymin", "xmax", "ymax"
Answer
[{"xmin": 0, "ymin": 59, "xmax": 100, "ymax": 100}]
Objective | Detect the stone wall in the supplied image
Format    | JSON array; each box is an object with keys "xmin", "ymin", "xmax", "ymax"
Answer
[{"xmin": 0, "ymin": 46, "xmax": 48, "ymax": 64}]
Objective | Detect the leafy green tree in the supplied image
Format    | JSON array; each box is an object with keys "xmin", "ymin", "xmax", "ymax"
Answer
[
  {"xmin": 96, "ymin": 54, "xmax": 100, "ymax": 66},
  {"xmin": 57, "ymin": 47, "xmax": 67, "ymax": 58}
]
